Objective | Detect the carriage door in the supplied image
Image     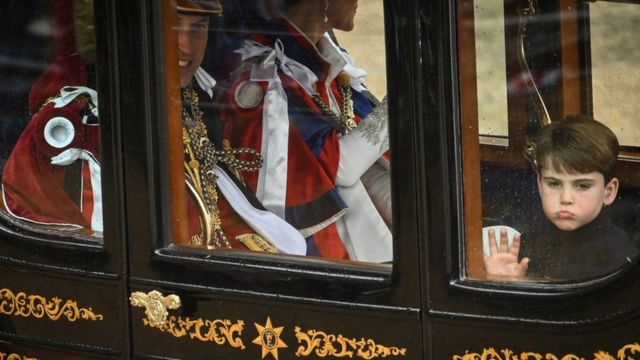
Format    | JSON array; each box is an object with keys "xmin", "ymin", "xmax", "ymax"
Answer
[
  {"xmin": 0, "ymin": 0, "xmax": 129, "ymax": 358},
  {"xmin": 419, "ymin": 0, "xmax": 640, "ymax": 358}
]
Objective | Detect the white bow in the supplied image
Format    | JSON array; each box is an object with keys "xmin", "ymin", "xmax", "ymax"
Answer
[
  {"xmin": 235, "ymin": 39, "xmax": 320, "ymax": 220},
  {"xmin": 236, "ymin": 39, "xmax": 318, "ymax": 95},
  {"xmin": 53, "ymin": 86, "xmax": 99, "ymax": 117}
]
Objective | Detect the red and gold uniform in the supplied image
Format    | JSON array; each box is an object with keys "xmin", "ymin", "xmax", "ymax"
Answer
[{"xmin": 221, "ymin": 17, "xmax": 392, "ymax": 262}]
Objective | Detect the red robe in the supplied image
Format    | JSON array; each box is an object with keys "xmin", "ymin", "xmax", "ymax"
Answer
[{"xmin": 220, "ymin": 18, "xmax": 391, "ymax": 261}]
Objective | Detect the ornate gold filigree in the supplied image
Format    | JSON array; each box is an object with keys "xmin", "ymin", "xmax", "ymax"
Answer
[
  {"xmin": 294, "ymin": 327, "xmax": 407, "ymax": 359},
  {"xmin": 453, "ymin": 343, "xmax": 640, "ymax": 360},
  {"xmin": 0, "ymin": 353, "xmax": 38, "ymax": 360},
  {"xmin": 0, "ymin": 288, "xmax": 103, "ymax": 322},
  {"xmin": 141, "ymin": 315, "xmax": 245, "ymax": 349},
  {"xmin": 129, "ymin": 290, "xmax": 181, "ymax": 327},
  {"xmin": 130, "ymin": 290, "xmax": 244, "ymax": 349}
]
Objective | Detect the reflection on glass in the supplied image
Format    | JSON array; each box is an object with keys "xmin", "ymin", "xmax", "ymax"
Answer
[
  {"xmin": 462, "ymin": 2, "xmax": 640, "ymax": 282},
  {"xmin": 589, "ymin": 2, "xmax": 640, "ymax": 147},
  {"xmin": 482, "ymin": 117, "xmax": 638, "ymax": 281},
  {"xmin": 170, "ymin": 0, "xmax": 392, "ymax": 264},
  {"xmin": 474, "ymin": 0, "xmax": 509, "ymax": 139},
  {"xmin": 0, "ymin": 0, "xmax": 102, "ymax": 239}
]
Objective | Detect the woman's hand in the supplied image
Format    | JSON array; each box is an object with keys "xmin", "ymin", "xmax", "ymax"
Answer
[{"xmin": 483, "ymin": 228, "xmax": 529, "ymax": 278}]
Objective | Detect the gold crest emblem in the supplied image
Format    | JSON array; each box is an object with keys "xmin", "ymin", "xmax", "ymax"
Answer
[{"xmin": 252, "ymin": 317, "xmax": 287, "ymax": 359}]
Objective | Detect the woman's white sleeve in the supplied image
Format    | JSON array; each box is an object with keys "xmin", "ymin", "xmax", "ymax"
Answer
[{"xmin": 336, "ymin": 96, "xmax": 389, "ymax": 187}]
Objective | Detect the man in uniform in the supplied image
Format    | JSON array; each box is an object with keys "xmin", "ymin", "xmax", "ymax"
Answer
[
  {"xmin": 2, "ymin": 0, "xmax": 102, "ymax": 235},
  {"xmin": 1, "ymin": 0, "xmax": 306, "ymax": 255},
  {"xmin": 175, "ymin": 0, "xmax": 306, "ymax": 254}
]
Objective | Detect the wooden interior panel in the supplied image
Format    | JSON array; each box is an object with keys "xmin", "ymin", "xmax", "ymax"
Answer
[
  {"xmin": 163, "ymin": 0, "xmax": 189, "ymax": 245},
  {"xmin": 457, "ymin": 0, "xmax": 485, "ymax": 279}
]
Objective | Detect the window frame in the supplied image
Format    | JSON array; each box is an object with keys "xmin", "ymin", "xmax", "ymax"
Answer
[
  {"xmin": 125, "ymin": 0, "xmax": 423, "ymax": 309},
  {"xmin": 420, "ymin": 0, "xmax": 640, "ymax": 325}
]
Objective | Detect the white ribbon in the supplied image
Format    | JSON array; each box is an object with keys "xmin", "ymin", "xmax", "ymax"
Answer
[
  {"xmin": 51, "ymin": 148, "xmax": 103, "ymax": 233},
  {"xmin": 234, "ymin": 39, "xmax": 320, "ymax": 220},
  {"xmin": 335, "ymin": 180, "xmax": 392, "ymax": 263},
  {"xmin": 53, "ymin": 86, "xmax": 99, "ymax": 117},
  {"xmin": 336, "ymin": 97, "xmax": 389, "ymax": 187},
  {"xmin": 214, "ymin": 165, "xmax": 306, "ymax": 255},
  {"xmin": 237, "ymin": 40, "xmax": 318, "ymax": 95}
]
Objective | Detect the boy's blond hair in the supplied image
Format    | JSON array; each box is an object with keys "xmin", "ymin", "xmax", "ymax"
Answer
[{"xmin": 535, "ymin": 115, "xmax": 619, "ymax": 181}]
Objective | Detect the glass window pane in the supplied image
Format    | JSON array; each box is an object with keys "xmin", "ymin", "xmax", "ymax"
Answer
[
  {"xmin": 589, "ymin": 2, "xmax": 640, "ymax": 148},
  {"xmin": 0, "ymin": 0, "xmax": 102, "ymax": 240},
  {"xmin": 474, "ymin": 0, "xmax": 509, "ymax": 140},
  {"xmin": 460, "ymin": 2, "xmax": 640, "ymax": 283},
  {"xmin": 163, "ymin": 0, "xmax": 392, "ymax": 266}
]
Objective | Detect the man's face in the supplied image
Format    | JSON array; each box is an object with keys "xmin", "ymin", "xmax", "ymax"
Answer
[
  {"xmin": 537, "ymin": 161, "xmax": 618, "ymax": 231},
  {"xmin": 327, "ymin": 0, "xmax": 358, "ymax": 32},
  {"xmin": 177, "ymin": 14, "xmax": 209, "ymax": 88}
]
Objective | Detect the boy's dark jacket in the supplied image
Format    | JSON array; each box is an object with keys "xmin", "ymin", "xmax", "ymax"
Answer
[{"xmin": 519, "ymin": 207, "xmax": 639, "ymax": 280}]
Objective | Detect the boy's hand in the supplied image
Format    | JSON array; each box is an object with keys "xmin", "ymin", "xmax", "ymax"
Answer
[{"xmin": 483, "ymin": 228, "xmax": 529, "ymax": 278}]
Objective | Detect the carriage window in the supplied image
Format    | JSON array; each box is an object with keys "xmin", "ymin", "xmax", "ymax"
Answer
[
  {"xmin": 0, "ymin": 0, "xmax": 102, "ymax": 240},
  {"xmin": 459, "ymin": 0, "xmax": 640, "ymax": 282},
  {"xmin": 160, "ymin": 0, "xmax": 393, "ymax": 267},
  {"xmin": 589, "ymin": 1, "xmax": 640, "ymax": 148}
]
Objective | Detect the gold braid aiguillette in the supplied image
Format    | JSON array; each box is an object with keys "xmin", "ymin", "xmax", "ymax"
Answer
[
  {"xmin": 311, "ymin": 71, "xmax": 358, "ymax": 135},
  {"xmin": 181, "ymin": 85, "xmax": 265, "ymax": 250}
]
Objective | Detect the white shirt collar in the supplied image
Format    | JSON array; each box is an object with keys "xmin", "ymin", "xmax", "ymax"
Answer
[{"xmin": 194, "ymin": 67, "xmax": 217, "ymax": 98}]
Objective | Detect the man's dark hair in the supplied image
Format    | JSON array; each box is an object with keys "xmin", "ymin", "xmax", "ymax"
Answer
[{"xmin": 535, "ymin": 115, "xmax": 619, "ymax": 181}]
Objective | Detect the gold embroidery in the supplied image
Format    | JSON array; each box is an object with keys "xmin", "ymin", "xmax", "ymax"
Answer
[
  {"xmin": 452, "ymin": 343, "xmax": 640, "ymax": 360},
  {"xmin": 294, "ymin": 327, "xmax": 407, "ymax": 359},
  {"xmin": 0, "ymin": 288, "xmax": 103, "ymax": 322},
  {"xmin": 182, "ymin": 88, "xmax": 229, "ymax": 249},
  {"xmin": 182, "ymin": 85, "xmax": 263, "ymax": 250},
  {"xmin": 237, "ymin": 234, "xmax": 279, "ymax": 253},
  {"xmin": 311, "ymin": 71, "xmax": 357, "ymax": 135}
]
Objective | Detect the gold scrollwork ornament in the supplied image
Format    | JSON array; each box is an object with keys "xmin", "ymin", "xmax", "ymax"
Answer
[
  {"xmin": 294, "ymin": 327, "xmax": 407, "ymax": 359},
  {"xmin": 150, "ymin": 316, "xmax": 245, "ymax": 349},
  {"xmin": 0, "ymin": 288, "xmax": 103, "ymax": 322},
  {"xmin": 453, "ymin": 343, "xmax": 640, "ymax": 360},
  {"xmin": 129, "ymin": 290, "xmax": 245, "ymax": 349},
  {"xmin": 0, "ymin": 353, "xmax": 37, "ymax": 360}
]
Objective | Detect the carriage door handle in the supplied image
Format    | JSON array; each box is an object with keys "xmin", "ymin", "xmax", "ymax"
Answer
[{"xmin": 129, "ymin": 290, "xmax": 181, "ymax": 327}]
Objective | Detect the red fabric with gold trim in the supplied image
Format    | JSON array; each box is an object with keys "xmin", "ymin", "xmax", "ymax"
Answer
[
  {"xmin": 223, "ymin": 76, "xmax": 341, "ymax": 208},
  {"xmin": 2, "ymin": 100, "xmax": 99, "ymax": 230},
  {"xmin": 221, "ymin": 74, "xmax": 350, "ymax": 260}
]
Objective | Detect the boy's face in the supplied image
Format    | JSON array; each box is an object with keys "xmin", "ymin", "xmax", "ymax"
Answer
[
  {"xmin": 177, "ymin": 14, "xmax": 210, "ymax": 88},
  {"xmin": 537, "ymin": 162, "xmax": 619, "ymax": 231}
]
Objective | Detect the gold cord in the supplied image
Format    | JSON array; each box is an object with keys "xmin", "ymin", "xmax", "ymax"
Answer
[
  {"xmin": 181, "ymin": 85, "xmax": 263, "ymax": 249},
  {"xmin": 311, "ymin": 71, "xmax": 358, "ymax": 134}
]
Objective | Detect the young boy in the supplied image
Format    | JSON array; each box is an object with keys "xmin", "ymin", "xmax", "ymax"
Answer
[{"xmin": 484, "ymin": 116, "xmax": 639, "ymax": 280}]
